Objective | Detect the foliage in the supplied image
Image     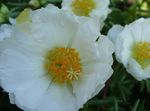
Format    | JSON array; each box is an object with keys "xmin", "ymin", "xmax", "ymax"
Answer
[{"xmin": 0, "ymin": 0, "xmax": 150, "ymax": 111}]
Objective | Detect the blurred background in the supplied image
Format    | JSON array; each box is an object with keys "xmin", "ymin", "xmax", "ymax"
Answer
[{"xmin": 0, "ymin": 0, "xmax": 150, "ymax": 111}]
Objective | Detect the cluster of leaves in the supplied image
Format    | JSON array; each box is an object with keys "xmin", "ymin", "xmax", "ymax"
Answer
[{"xmin": 0, "ymin": 0, "xmax": 150, "ymax": 111}]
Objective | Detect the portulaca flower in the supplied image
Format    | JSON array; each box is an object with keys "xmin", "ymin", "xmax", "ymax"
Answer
[
  {"xmin": 0, "ymin": 4, "xmax": 114, "ymax": 111},
  {"xmin": 62, "ymin": 0, "xmax": 111, "ymax": 28},
  {"xmin": 108, "ymin": 18, "xmax": 150, "ymax": 81}
]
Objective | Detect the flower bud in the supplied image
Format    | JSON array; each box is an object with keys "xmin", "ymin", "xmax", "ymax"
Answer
[{"xmin": 29, "ymin": 0, "xmax": 40, "ymax": 8}]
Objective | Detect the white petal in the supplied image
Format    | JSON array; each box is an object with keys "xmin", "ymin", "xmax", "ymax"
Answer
[
  {"xmin": 115, "ymin": 26, "xmax": 134, "ymax": 66},
  {"xmin": 127, "ymin": 58, "xmax": 150, "ymax": 81},
  {"xmin": 73, "ymin": 41, "xmax": 99, "ymax": 63},
  {"xmin": 0, "ymin": 48, "xmax": 45, "ymax": 92},
  {"xmin": 71, "ymin": 19, "xmax": 100, "ymax": 62},
  {"xmin": 30, "ymin": 4, "xmax": 79, "ymax": 48},
  {"xmin": 72, "ymin": 63, "xmax": 113, "ymax": 108},
  {"xmin": 97, "ymin": 35, "xmax": 114, "ymax": 64},
  {"xmin": 37, "ymin": 83, "xmax": 77, "ymax": 111},
  {"xmin": 108, "ymin": 25, "xmax": 124, "ymax": 43},
  {"xmin": 90, "ymin": 0, "xmax": 111, "ymax": 21},
  {"xmin": 83, "ymin": 63, "xmax": 113, "ymax": 83},
  {"xmin": 121, "ymin": 18, "xmax": 150, "ymax": 43},
  {"xmin": 13, "ymin": 76, "xmax": 50, "ymax": 110},
  {"xmin": 72, "ymin": 35, "xmax": 114, "ymax": 108},
  {"xmin": 0, "ymin": 29, "xmax": 47, "ymax": 57},
  {"xmin": 79, "ymin": 17, "xmax": 101, "ymax": 40},
  {"xmin": 139, "ymin": 19, "xmax": 150, "ymax": 42},
  {"xmin": 0, "ymin": 24, "xmax": 12, "ymax": 41},
  {"xmin": 9, "ymin": 93, "xmax": 16, "ymax": 104},
  {"xmin": 129, "ymin": 20, "xmax": 144, "ymax": 42},
  {"xmin": 62, "ymin": 0, "xmax": 110, "ymax": 25},
  {"xmin": 9, "ymin": 18, "xmax": 16, "ymax": 25}
]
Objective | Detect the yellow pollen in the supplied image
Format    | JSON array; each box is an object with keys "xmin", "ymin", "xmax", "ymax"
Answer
[
  {"xmin": 72, "ymin": 0, "xmax": 96, "ymax": 16},
  {"xmin": 44, "ymin": 47, "xmax": 82, "ymax": 84},
  {"xmin": 132, "ymin": 42, "xmax": 150, "ymax": 69}
]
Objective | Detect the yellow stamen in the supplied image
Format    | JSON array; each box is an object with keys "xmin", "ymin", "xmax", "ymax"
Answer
[
  {"xmin": 132, "ymin": 42, "xmax": 150, "ymax": 68},
  {"xmin": 72, "ymin": 0, "xmax": 96, "ymax": 16},
  {"xmin": 44, "ymin": 47, "xmax": 82, "ymax": 84}
]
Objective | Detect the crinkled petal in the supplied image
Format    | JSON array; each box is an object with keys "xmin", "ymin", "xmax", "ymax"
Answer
[
  {"xmin": 115, "ymin": 26, "xmax": 134, "ymax": 66},
  {"xmin": 30, "ymin": 4, "xmax": 79, "ymax": 48},
  {"xmin": 13, "ymin": 76, "xmax": 50, "ymax": 110},
  {"xmin": 9, "ymin": 93, "xmax": 16, "ymax": 104},
  {"xmin": 127, "ymin": 58, "xmax": 150, "ymax": 81},
  {"xmin": 0, "ymin": 28, "xmax": 47, "ymax": 57},
  {"xmin": 0, "ymin": 30, "xmax": 46, "ymax": 92},
  {"xmin": 72, "ymin": 36, "xmax": 114, "ymax": 108},
  {"xmin": 97, "ymin": 35, "xmax": 114, "ymax": 64},
  {"xmin": 108, "ymin": 25, "xmax": 124, "ymax": 43},
  {"xmin": 37, "ymin": 83, "xmax": 77, "ymax": 111},
  {"xmin": 0, "ymin": 24, "xmax": 12, "ymax": 41},
  {"xmin": 90, "ymin": 0, "xmax": 111, "ymax": 21},
  {"xmin": 0, "ymin": 49, "xmax": 45, "ymax": 92},
  {"xmin": 72, "ymin": 63, "xmax": 113, "ymax": 108},
  {"xmin": 71, "ymin": 19, "xmax": 100, "ymax": 62}
]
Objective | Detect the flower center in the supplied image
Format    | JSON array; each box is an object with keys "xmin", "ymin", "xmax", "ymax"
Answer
[
  {"xmin": 132, "ymin": 42, "xmax": 150, "ymax": 69},
  {"xmin": 44, "ymin": 47, "xmax": 82, "ymax": 84},
  {"xmin": 72, "ymin": 0, "xmax": 96, "ymax": 16}
]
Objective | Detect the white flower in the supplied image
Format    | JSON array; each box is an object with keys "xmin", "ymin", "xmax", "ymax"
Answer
[
  {"xmin": 61, "ymin": 0, "xmax": 111, "ymax": 28},
  {"xmin": 108, "ymin": 18, "xmax": 150, "ymax": 81},
  {"xmin": 0, "ymin": 4, "xmax": 114, "ymax": 111}
]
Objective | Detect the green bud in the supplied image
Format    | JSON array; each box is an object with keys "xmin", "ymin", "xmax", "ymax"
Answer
[
  {"xmin": 0, "ymin": 4, "xmax": 9, "ymax": 14},
  {"xmin": 40, "ymin": 0, "xmax": 48, "ymax": 5},
  {"xmin": 140, "ymin": 2, "xmax": 148, "ymax": 11},
  {"xmin": 0, "ymin": 13, "xmax": 6, "ymax": 23},
  {"xmin": 29, "ymin": 0, "xmax": 40, "ymax": 8}
]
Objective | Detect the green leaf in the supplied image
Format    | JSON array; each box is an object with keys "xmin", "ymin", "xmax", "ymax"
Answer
[{"xmin": 131, "ymin": 99, "xmax": 140, "ymax": 111}]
